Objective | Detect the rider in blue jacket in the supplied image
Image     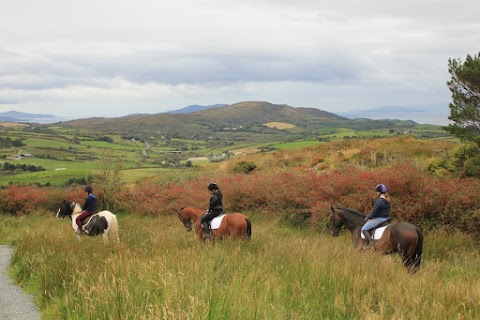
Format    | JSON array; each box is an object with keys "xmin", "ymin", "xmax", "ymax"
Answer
[
  {"xmin": 76, "ymin": 186, "xmax": 97, "ymax": 234},
  {"xmin": 361, "ymin": 184, "xmax": 391, "ymax": 247}
]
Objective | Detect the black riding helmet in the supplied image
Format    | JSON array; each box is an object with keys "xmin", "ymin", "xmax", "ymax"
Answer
[
  {"xmin": 84, "ymin": 186, "xmax": 93, "ymax": 193},
  {"xmin": 207, "ymin": 183, "xmax": 219, "ymax": 191}
]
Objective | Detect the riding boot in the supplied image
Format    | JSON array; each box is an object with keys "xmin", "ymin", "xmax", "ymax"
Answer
[
  {"xmin": 363, "ymin": 230, "xmax": 373, "ymax": 248},
  {"xmin": 201, "ymin": 222, "xmax": 210, "ymax": 239}
]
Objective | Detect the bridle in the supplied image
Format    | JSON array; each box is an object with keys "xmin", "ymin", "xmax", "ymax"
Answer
[
  {"xmin": 329, "ymin": 212, "xmax": 344, "ymax": 236},
  {"xmin": 178, "ymin": 213, "xmax": 192, "ymax": 231}
]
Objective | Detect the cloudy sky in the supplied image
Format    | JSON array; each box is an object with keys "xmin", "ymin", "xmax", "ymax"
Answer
[{"xmin": 1, "ymin": 0, "xmax": 479, "ymax": 123}]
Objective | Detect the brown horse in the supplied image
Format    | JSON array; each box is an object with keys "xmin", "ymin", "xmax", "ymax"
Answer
[
  {"xmin": 178, "ymin": 206, "xmax": 252, "ymax": 241},
  {"xmin": 329, "ymin": 206, "xmax": 423, "ymax": 273}
]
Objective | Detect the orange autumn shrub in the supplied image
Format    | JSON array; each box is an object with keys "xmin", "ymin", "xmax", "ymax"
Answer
[{"xmin": 0, "ymin": 186, "xmax": 48, "ymax": 215}]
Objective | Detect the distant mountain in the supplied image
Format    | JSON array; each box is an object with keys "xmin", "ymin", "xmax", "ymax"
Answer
[
  {"xmin": 167, "ymin": 104, "xmax": 228, "ymax": 114},
  {"xmin": 338, "ymin": 104, "xmax": 450, "ymax": 125},
  {"xmin": 0, "ymin": 110, "xmax": 55, "ymax": 123},
  {"xmin": 57, "ymin": 101, "xmax": 443, "ymax": 143}
]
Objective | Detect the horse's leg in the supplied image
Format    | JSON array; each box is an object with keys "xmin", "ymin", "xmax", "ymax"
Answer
[
  {"xmin": 195, "ymin": 223, "xmax": 206, "ymax": 242},
  {"xmin": 245, "ymin": 218, "xmax": 252, "ymax": 240},
  {"xmin": 391, "ymin": 225, "xmax": 419, "ymax": 272},
  {"xmin": 102, "ymin": 231, "xmax": 109, "ymax": 243},
  {"xmin": 107, "ymin": 215, "xmax": 120, "ymax": 243},
  {"xmin": 403, "ymin": 228, "xmax": 423, "ymax": 273}
]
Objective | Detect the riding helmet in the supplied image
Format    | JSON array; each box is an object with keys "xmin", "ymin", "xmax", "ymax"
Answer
[
  {"xmin": 375, "ymin": 184, "xmax": 387, "ymax": 193},
  {"xmin": 84, "ymin": 186, "xmax": 93, "ymax": 193},
  {"xmin": 207, "ymin": 182, "xmax": 218, "ymax": 191}
]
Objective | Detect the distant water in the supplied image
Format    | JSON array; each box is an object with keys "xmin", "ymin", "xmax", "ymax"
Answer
[
  {"xmin": 338, "ymin": 105, "xmax": 451, "ymax": 126},
  {"xmin": 15, "ymin": 116, "xmax": 75, "ymax": 124}
]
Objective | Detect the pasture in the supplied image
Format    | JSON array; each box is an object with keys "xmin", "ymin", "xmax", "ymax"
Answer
[{"xmin": 1, "ymin": 213, "xmax": 479, "ymax": 319}]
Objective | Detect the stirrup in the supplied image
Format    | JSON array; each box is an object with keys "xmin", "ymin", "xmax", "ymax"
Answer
[{"xmin": 362, "ymin": 238, "xmax": 374, "ymax": 250}]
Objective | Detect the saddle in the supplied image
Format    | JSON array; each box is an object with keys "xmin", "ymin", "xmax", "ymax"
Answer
[
  {"xmin": 368, "ymin": 219, "xmax": 391, "ymax": 232},
  {"xmin": 81, "ymin": 214, "xmax": 96, "ymax": 226},
  {"xmin": 202, "ymin": 212, "xmax": 226, "ymax": 230},
  {"xmin": 361, "ymin": 219, "xmax": 391, "ymax": 240},
  {"xmin": 81, "ymin": 214, "xmax": 108, "ymax": 236}
]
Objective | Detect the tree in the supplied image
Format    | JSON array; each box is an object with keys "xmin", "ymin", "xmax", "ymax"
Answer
[
  {"xmin": 444, "ymin": 52, "xmax": 480, "ymax": 146},
  {"xmin": 95, "ymin": 149, "xmax": 123, "ymax": 210}
]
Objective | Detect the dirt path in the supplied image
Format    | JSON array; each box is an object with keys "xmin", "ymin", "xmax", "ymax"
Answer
[{"xmin": 0, "ymin": 245, "xmax": 40, "ymax": 320}]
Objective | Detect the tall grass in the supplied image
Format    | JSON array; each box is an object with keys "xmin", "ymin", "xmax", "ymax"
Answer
[{"xmin": 1, "ymin": 213, "xmax": 479, "ymax": 319}]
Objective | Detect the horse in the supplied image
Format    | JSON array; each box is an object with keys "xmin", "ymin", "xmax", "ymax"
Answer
[
  {"xmin": 329, "ymin": 206, "xmax": 423, "ymax": 273},
  {"xmin": 177, "ymin": 206, "xmax": 252, "ymax": 241},
  {"xmin": 56, "ymin": 200, "xmax": 120, "ymax": 243}
]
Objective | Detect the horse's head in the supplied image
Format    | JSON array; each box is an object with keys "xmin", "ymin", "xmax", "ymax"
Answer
[
  {"xmin": 329, "ymin": 206, "xmax": 344, "ymax": 236},
  {"xmin": 178, "ymin": 207, "xmax": 193, "ymax": 232},
  {"xmin": 56, "ymin": 200, "xmax": 77, "ymax": 219}
]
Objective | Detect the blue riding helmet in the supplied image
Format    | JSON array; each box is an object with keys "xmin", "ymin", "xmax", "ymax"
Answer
[{"xmin": 375, "ymin": 184, "xmax": 387, "ymax": 193}]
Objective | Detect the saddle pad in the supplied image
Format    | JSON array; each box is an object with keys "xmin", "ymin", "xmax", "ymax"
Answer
[
  {"xmin": 210, "ymin": 214, "xmax": 226, "ymax": 229},
  {"xmin": 360, "ymin": 225, "xmax": 388, "ymax": 240},
  {"xmin": 82, "ymin": 213, "xmax": 98, "ymax": 225}
]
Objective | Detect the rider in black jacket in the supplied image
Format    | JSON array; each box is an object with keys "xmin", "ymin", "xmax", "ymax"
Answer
[{"xmin": 201, "ymin": 183, "xmax": 224, "ymax": 238}]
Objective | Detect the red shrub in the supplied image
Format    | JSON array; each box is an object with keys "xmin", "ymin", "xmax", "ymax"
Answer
[{"xmin": 0, "ymin": 186, "xmax": 48, "ymax": 215}]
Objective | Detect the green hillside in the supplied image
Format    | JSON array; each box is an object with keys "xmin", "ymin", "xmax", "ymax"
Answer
[
  {"xmin": 0, "ymin": 102, "xmax": 453, "ymax": 187},
  {"xmin": 56, "ymin": 101, "xmax": 450, "ymax": 142}
]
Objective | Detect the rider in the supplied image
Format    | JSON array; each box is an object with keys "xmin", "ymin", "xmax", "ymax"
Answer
[
  {"xmin": 361, "ymin": 184, "xmax": 391, "ymax": 247},
  {"xmin": 200, "ymin": 182, "xmax": 224, "ymax": 238},
  {"xmin": 76, "ymin": 186, "xmax": 97, "ymax": 235}
]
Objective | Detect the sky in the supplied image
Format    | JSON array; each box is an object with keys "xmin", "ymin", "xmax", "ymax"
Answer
[{"xmin": 1, "ymin": 0, "xmax": 479, "ymax": 124}]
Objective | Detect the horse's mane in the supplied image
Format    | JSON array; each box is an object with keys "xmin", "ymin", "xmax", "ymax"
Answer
[
  {"xmin": 66, "ymin": 200, "xmax": 81, "ymax": 213},
  {"xmin": 337, "ymin": 207, "xmax": 366, "ymax": 218}
]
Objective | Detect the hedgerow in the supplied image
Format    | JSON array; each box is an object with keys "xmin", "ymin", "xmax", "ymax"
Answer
[{"xmin": 1, "ymin": 137, "xmax": 480, "ymax": 236}]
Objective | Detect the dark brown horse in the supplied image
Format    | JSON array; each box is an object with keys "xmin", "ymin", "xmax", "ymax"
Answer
[
  {"xmin": 178, "ymin": 206, "xmax": 252, "ymax": 242},
  {"xmin": 329, "ymin": 206, "xmax": 423, "ymax": 273}
]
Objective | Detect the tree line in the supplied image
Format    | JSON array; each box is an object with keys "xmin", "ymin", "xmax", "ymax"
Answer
[
  {"xmin": 1, "ymin": 162, "xmax": 46, "ymax": 173},
  {"xmin": 0, "ymin": 137, "xmax": 24, "ymax": 147}
]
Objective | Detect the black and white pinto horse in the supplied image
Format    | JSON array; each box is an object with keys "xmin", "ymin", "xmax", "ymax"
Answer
[{"xmin": 56, "ymin": 200, "xmax": 119, "ymax": 243}]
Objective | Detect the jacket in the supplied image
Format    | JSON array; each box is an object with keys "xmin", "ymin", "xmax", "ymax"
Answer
[
  {"xmin": 208, "ymin": 191, "xmax": 223, "ymax": 213},
  {"xmin": 367, "ymin": 197, "xmax": 390, "ymax": 219},
  {"xmin": 82, "ymin": 194, "xmax": 97, "ymax": 213}
]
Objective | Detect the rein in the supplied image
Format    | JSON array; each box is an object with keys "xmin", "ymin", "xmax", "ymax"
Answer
[{"xmin": 330, "ymin": 207, "xmax": 365, "ymax": 234}]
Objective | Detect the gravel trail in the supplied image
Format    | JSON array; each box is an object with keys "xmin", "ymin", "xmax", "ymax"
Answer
[{"xmin": 0, "ymin": 245, "xmax": 40, "ymax": 320}]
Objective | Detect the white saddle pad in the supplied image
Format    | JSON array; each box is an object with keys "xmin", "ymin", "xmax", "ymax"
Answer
[
  {"xmin": 210, "ymin": 214, "xmax": 226, "ymax": 229},
  {"xmin": 361, "ymin": 225, "xmax": 388, "ymax": 240}
]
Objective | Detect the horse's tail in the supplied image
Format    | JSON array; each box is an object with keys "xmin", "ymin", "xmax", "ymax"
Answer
[
  {"xmin": 108, "ymin": 214, "xmax": 120, "ymax": 243},
  {"xmin": 410, "ymin": 227, "xmax": 423, "ymax": 273},
  {"xmin": 245, "ymin": 218, "xmax": 252, "ymax": 240}
]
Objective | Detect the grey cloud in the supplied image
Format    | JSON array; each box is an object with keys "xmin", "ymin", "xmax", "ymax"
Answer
[
  {"xmin": 0, "ymin": 47, "xmax": 368, "ymax": 91},
  {"xmin": 54, "ymin": 49, "xmax": 367, "ymax": 86},
  {"xmin": 0, "ymin": 47, "xmax": 107, "ymax": 90},
  {"xmin": 0, "ymin": 99, "xmax": 20, "ymax": 105}
]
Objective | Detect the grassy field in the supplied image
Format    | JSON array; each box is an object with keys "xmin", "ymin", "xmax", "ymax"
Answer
[
  {"xmin": 272, "ymin": 140, "xmax": 322, "ymax": 150},
  {"xmin": 0, "ymin": 121, "xmax": 455, "ymax": 188},
  {"xmin": 0, "ymin": 125, "xmax": 267, "ymax": 187},
  {"xmin": 1, "ymin": 213, "xmax": 479, "ymax": 319}
]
